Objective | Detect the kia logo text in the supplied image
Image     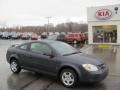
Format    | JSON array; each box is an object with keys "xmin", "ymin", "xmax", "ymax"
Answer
[{"xmin": 95, "ymin": 9, "xmax": 112, "ymax": 20}]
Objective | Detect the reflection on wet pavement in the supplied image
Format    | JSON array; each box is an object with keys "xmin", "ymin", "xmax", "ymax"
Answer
[
  {"xmin": 91, "ymin": 47, "xmax": 120, "ymax": 76},
  {"xmin": 7, "ymin": 71, "xmax": 40, "ymax": 90},
  {"xmin": 47, "ymin": 76, "xmax": 120, "ymax": 90}
]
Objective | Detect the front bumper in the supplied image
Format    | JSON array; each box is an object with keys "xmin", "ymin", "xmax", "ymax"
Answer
[{"xmin": 80, "ymin": 64, "xmax": 109, "ymax": 82}]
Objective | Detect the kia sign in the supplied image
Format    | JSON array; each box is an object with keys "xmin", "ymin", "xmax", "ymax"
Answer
[{"xmin": 95, "ymin": 9, "xmax": 112, "ymax": 20}]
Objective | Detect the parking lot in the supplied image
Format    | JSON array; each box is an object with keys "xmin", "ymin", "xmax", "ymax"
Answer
[{"xmin": 0, "ymin": 40, "xmax": 120, "ymax": 90}]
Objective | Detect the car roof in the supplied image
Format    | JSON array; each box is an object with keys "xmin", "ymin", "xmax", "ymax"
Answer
[
  {"xmin": 17, "ymin": 40, "xmax": 64, "ymax": 48},
  {"xmin": 24, "ymin": 40, "xmax": 62, "ymax": 44}
]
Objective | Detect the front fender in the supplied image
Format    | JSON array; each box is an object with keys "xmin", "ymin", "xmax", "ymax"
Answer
[{"xmin": 58, "ymin": 63, "xmax": 81, "ymax": 79}]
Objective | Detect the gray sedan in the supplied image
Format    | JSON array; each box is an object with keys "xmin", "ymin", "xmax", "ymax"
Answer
[{"xmin": 6, "ymin": 40, "xmax": 108, "ymax": 87}]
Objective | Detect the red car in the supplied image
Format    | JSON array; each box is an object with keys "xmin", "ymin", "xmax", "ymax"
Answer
[
  {"xmin": 31, "ymin": 33, "xmax": 38, "ymax": 40},
  {"xmin": 65, "ymin": 33, "xmax": 83, "ymax": 43}
]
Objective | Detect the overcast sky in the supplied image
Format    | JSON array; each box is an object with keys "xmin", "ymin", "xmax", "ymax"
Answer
[{"xmin": 0, "ymin": 0, "xmax": 120, "ymax": 27}]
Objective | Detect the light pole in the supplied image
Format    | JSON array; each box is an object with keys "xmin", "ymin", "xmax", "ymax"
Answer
[{"xmin": 45, "ymin": 17, "xmax": 52, "ymax": 35}]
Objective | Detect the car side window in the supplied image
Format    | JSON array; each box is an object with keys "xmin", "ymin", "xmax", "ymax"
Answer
[
  {"xmin": 19, "ymin": 44, "xmax": 28, "ymax": 50},
  {"xmin": 30, "ymin": 43, "xmax": 52, "ymax": 55}
]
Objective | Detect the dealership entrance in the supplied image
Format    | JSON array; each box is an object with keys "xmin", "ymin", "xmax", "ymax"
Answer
[
  {"xmin": 93, "ymin": 25, "xmax": 117, "ymax": 43},
  {"xmin": 87, "ymin": 4, "xmax": 120, "ymax": 45}
]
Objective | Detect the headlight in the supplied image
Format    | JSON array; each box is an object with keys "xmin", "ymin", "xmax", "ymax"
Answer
[{"xmin": 82, "ymin": 64, "xmax": 98, "ymax": 71}]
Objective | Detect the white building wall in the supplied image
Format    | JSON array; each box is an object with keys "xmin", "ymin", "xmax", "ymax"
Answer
[
  {"xmin": 117, "ymin": 24, "xmax": 120, "ymax": 44},
  {"xmin": 88, "ymin": 23, "xmax": 93, "ymax": 44},
  {"xmin": 87, "ymin": 4, "xmax": 120, "ymax": 22}
]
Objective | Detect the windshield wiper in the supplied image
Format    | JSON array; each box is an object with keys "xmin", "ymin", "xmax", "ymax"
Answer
[{"xmin": 63, "ymin": 51, "xmax": 81, "ymax": 56}]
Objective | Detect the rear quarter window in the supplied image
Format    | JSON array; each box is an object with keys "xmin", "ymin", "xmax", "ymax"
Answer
[{"xmin": 19, "ymin": 44, "xmax": 28, "ymax": 50}]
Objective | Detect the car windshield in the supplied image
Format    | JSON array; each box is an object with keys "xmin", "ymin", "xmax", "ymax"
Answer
[{"xmin": 50, "ymin": 42, "xmax": 80, "ymax": 55}]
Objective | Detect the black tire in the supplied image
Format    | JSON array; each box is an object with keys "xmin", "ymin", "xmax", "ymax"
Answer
[
  {"xmin": 10, "ymin": 59, "xmax": 21, "ymax": 74},
  {"xmin": 60, "ymin": 69, "xmax": 78, "ymax": 87}
]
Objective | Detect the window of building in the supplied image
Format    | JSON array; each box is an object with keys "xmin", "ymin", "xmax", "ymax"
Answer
[{"xmin": 93, "ymin": 25, "xmax": 117, "ymax": 43}]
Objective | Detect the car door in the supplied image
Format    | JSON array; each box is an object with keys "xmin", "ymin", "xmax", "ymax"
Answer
[
  {"xmin": 17, "ymin": 43, "xmax": 31, "ymax": 67},
  {"xmin": 27, "ymin": 42, "xmax": 59, "ymax": 75}
]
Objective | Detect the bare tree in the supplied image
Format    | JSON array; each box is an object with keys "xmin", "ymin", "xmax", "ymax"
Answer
[{"xmin": 0, "ymin": 22, "xmax": 88, "ymax": 34}]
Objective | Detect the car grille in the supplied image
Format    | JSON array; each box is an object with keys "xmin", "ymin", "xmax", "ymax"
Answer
[{"xmin": 97, "ymin": 64, "xmax": 106, "ymax": 70}]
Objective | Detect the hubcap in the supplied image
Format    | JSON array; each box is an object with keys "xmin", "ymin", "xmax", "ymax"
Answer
[
  {"xmin": 11, "ymin": 61, "xmax": 18, "ymax": 72},
  {"xmin": 62, "ymin": 72, "xmax": 74, "ymax": 86}
]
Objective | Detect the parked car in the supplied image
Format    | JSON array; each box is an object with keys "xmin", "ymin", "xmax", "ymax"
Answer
[
  {"xmin": 31, "ymin": 33, "xmax": 38, "ymax": 40},
  {"xmin": 11, "ymin": 33, "xmax": 20, "ymax": 39},
  {"xmin": 21, "ymin": 33, "xmax": 30, "ymax": 40},
  {"xmin": 7, "ymin": 32, "xmax": 13, "ymax": 39},
  {"xmin": 6, "ymin": 40, "xmax": 108, "ymax": 87},
  {"xmin": 41, "ymin": 32, "xmax": 47, "ymax": 39},
  {"xmin": 2, "ymin": 32, "xmax": 10, "ymax": 39},
  {"xmin": 57, "ymin": 33, "xmax": 66, "ymax": 42},
  {"xmin": 28, "ymin": 32, "xmax": 33, "ymax": 37},
  {"xmin": 65, "ymin": 33, "xmax": 83, "ymax": 43},
  {"xmin": 18, "ymin": 32, "xmax": 23, "ymax": 39}
]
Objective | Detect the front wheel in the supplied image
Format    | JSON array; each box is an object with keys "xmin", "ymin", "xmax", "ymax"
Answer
[
  {"xmin": 10, "ymin": 59, "xmax": 21, "ymax": 73},
  {"xmin": 60, "ymin": 69, "xmax": 78, "ymax": 87}
]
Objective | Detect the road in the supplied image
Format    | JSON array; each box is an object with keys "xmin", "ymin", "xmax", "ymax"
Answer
[{"xmin": 0, "ymin": 40, "xmax": 120, "ymax": 90}]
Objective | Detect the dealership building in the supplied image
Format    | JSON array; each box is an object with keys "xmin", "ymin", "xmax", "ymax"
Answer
[{"xmin": 87, "ymin": 4, "xmax": 120, "ymax": 45}]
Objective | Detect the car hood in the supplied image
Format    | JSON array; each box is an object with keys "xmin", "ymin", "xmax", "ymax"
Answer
[{"xmin": 64, "ymin": 53, "xmax": 103, "ymax": 65}]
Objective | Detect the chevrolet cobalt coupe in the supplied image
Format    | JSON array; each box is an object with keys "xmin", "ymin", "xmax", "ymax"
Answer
[{"xmin": 6, "ymin": 40, "xmax": 108, "ymax": 87}]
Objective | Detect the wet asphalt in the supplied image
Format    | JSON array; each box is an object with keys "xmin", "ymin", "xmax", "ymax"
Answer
[{"xmin": 0, "ymin": 40, "xmax": 120, "ymax": 90}]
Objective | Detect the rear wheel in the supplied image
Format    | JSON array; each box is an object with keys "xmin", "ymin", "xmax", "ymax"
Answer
[
  {"xmin": 60, "ymin": 69, "xmax": 78, "ymax": 87},
  {"xmin": 10, "ymin": 59, "xmax": 21, "ymax": 73}
]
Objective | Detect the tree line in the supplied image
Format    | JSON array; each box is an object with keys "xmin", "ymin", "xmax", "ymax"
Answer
[{"xmin": 0, "ymin": 22, "xmax": 88, "ymax": 34}]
